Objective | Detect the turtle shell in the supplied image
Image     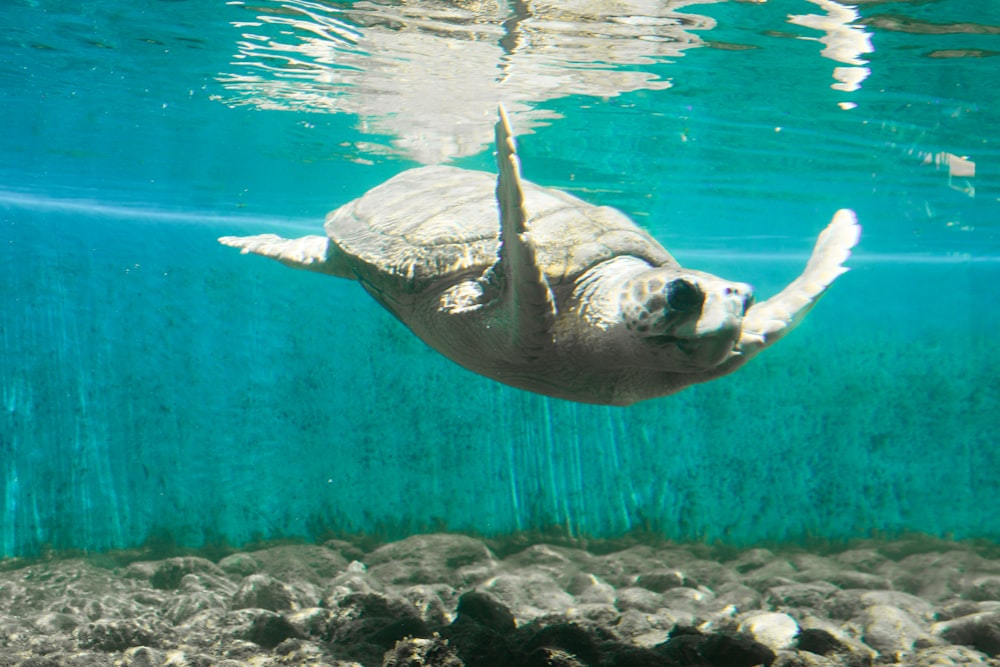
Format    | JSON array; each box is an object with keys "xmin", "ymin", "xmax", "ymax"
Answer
[{"xmin": 325, "ymin": 165, "xmax": 675, "ymax": 290}]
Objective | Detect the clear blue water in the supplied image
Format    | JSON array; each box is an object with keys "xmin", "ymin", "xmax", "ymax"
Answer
[{"xmin": 1, "ymin": 0, "xmax": 998, "ymax": 557}]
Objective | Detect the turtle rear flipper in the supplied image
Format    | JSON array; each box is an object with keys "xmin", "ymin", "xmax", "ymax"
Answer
[
  {"xmin": 218, "ymin": 234, "xmax": 355, "ymax": 279},
  {"xmin": 492, "ymin": 105, "xmax": 556, "ymax": 361},
  {"xmin": 737, "ymin": 209, "xmax": 860, "ymax": 355}
]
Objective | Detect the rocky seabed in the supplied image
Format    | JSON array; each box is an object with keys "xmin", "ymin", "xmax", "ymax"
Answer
[{"xmin": 2, "ymin": 535, "xmax": 1000, "ymax": 666}]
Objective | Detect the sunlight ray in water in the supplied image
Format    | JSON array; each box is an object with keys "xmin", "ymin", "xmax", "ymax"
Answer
[{"xmin": 0, "ymin": 188, "xmax": 317, "ymax": 232}]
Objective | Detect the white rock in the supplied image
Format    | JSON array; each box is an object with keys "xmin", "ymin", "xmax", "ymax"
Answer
[{"xmin": 738, "ymin": 611, "xmax": 799, "ymax": 650}]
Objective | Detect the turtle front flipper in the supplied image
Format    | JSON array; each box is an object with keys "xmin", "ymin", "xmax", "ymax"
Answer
[
  {"xmin": 218, "ymin": 234, "xmax": 355, "ymax": 279},
  {"xmin": 493, "ymin": 105, "xmax": 557, "ymax": 360},
  {"xmin": 737, "ymin": 209, "xmax": 861, "ymax": 357}
]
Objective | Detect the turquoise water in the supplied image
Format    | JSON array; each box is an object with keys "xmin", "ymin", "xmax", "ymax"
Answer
[{"xmin": 2, "ymin": 0, "xmax": 998, "ymax": 558}]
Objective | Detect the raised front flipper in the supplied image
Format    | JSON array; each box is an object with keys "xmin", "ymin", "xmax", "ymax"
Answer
[
  {"xmin": 738, "ymin": 209, "xmax": 861, "ymax": 357},
  {"xmin": 493, "ymin": 105, "xmax": 557, "ymax": 361},
  {"xmin": 218, "ymin": 234, "xmax": 355, "ymax": 279}
]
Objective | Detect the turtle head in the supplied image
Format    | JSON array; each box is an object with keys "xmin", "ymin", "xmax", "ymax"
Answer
[{"xmin": 620, "ymin": 268, "xmax": 754, "ymax": 369}]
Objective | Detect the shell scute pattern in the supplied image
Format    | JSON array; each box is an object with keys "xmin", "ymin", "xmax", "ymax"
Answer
[
  {"xmin": 326, "ymin": 164, "xmax": 678, "ymax": 291},
  {"xmin": 531, "ymin": 203, "xmax": 676, "ymax": 283},
  {"xmin": 327, "ymin": 167, "xmax": 500, "ymax": 284}
]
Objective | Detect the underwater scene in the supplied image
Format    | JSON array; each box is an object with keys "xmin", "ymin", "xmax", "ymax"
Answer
[{"xmin": 2, "ymin": 0, "xmax": 1000, "ymax": 665}]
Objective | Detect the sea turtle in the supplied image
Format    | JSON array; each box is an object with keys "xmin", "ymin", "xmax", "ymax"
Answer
[{"xmin": 219, "ymin": 107, "xmax": 859, "ymax": 406}]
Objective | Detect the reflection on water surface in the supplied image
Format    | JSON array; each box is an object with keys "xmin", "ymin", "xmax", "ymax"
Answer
[
  {"xmin": 218, "ymin": 0, "xmax": 720, "ymax": 162},
  {"xmin": 217, "ymin": 0, "xmax": 940, "ymax": 163}
]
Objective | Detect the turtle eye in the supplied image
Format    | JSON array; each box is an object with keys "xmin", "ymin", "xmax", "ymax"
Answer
[{"xmin": 666, "ymin": 279, "xmax": 702, "ymax": 312}]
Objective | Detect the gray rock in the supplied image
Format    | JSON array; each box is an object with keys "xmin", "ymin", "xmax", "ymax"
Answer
[
  {"xmin": 798, "ymin": 613, "xmax": 878, "ymax": 663},
  {"xmin": 122, "ymin": 646, "xmax": 165, "ymax": 667},
  {"xmin": 588, "ymin": 545, "xmax": 659, "ymax": 587},
  {"xmin": 178, "ymin": 571, "xmax": 231, "ymax": 593},
  {"xmin": 822, "ymin": 588, "xmax": 936, "ymax": 624},
  {"xmin": 323, "ymin": 560, "xmax": 383, "ymax": 605},
  {"xmin": 480, "ymin": 571, "xmax": 574, "ymax": 622},
  {"xmin": 232, "ymin": 573, "xmax": 297, "ymax": 612},
  {"xmin": 714, "ymin": 582, "xmax": 763, "ymax": 612},
  {"xmin": 680, "ymin": 556, "xmax": 739, "ymax": 590},
  {"xmin": 124, "ymin": 561, "xmax": 161, "ymax": 581},
  {"xmin": 834, "ymin": 548, "xmax": 889, "ymax": 573},
  {"xmin": 959, "ymin": 575, "xmax": 1000, "ymax": 603},
  {"xmin": 175, "ymin": 607, "xmax": 258, "ymax": 646},
  {"xmin": 939, "ymin": 599, "xmax": 987, "ymax": 621},
  {"xmin": 321, "ymin": 538, "xmax": 366, "ymax": 562},
  {"xmin": 453, "ymin": 590, "xmax": 515, "ymax": 631},
  {"xmin": 931, "ymin": 611, "xmax": 1000, "ymax": 657},
  {"xmin": 214, "ymin": 637, "xmax": 269, "ymax": 661},
  {"xmin": 614, "ymin": 586, "xmax": 664, "ymax": 614},
  {"xmin": 886, "ymin": 551, "xmax": 988, "ymax": 603},
  {"xmin": 900, "ymin": 567, "xmax": 966, "ymax": 604},
  {"xmin": 323, "ymin": 591, "xmax": 429, "ymax": 660},
  {"xmin": 244, "ymin": 545, "xmax": 349, "ymax": 586},
  {"xmin": 903, "ymin": 645, "xmax": 995, "ymax": 666},
  {"xmin": 766, "ymin": 581, "xmax": 840, "ymax": 612},
  {"xmin": 148, "ymin": 557, "xmax": 226, "ymax": 591},
  {"xmin": 824, "ymin": 571, "xmax": 892, "ymax": 591},
  {"xmin": 636, "ymin": 569, "xmax": 695, "ymax": 593},
  {"xmin": 384, "ymin": 635, "xmax": 465, "ymax": 667},
  {"xmin": 165, "ymin": 590, "xmax": 228, "ymax": 625},
  {"xmin": 859, "ymin": 590, "xmax": 937, "ymax": 623},
  {"xmin": 861, "ymin": 604, "xmax": 934, "ymax": 655},
  {"xmin": 217, "ymin": 553, "xmax": 259, "ymax": 577},
  {"xmin": 566, "ymin": 572, "xmax": 616, "ymax": 605},
  {"xmin": 771, "ymin": 650, "xmax": 838, "ymax": 667},
  {"xmin": 74, "ymin": 618, "xmax": 160, "ymax": 652},
  {"xmin": 611, "ymin": 608, "xmax": 675, "ymax": 646},
  {"xmin": 504, "ymin": 544, "xmax": 587, "ymax": 571},
  {"xmin": 165, "ymin": 649, "xmax": 219, "ymax": 666},
  {"xmin": 367, "ymin": 534, "xmax": 496, "ymax": 587},
  {"xmin": 33, "ymin": 611, "xmax": 80, "ymax": 634},
  {"xmin": 286, "ymin": 606, "xmax": 335, "ymax": 638},
  {"xmin": 730, "ymin": 548, "xmax": 780, "ymax": 573},
  {"xmin": 397, "ymin": 583, "xmax": 458, "ymax": 624},
  {"xmin": 744, "ymin": 567, "xmax": 800, "ymax": 591},
  {"xmin": 271, "ymin": 637, "xmax": 329, "ymax": 663},
  {"xmin": 662, "ymin": 586, "xmax": 714, "ymax": 607},
  {"xmin": 51, "ymin": 652, "xmax": 117, "ymax": 667},
  {"xmin": 247, "ymin": 609, "xmax": 304, "ymax": 649},
  {"xmin": 131, "ymin": 589, "xmax": 168, "ymax": 608},
  {"xmin": 566, "ymin": 602, "xmax": 620, "ymax": 626},
  {"xmin": 502, "ymin": 544, "xmax": 605, "ymax": 593},
  {"xmin": 788, "ymin": 554, "xmax": 848, "ymax": 583}
]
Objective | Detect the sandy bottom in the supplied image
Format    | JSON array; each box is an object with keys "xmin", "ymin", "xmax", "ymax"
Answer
[{"xmin": 1, "ymin": 534, "xmax": 999, "ymax": 666}]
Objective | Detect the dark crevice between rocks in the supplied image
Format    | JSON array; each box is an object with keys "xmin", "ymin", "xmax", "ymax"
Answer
[{"xmin": 298, "ymin": 589, "xmax": 778, "ymax": 667}]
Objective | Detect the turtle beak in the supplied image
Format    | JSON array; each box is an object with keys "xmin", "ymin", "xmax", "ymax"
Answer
[
  {"xmin": 675, "ymin": 279, "xmax": 753, "ymax": 367},
  {"xmin": 694, "ymin": 284, "xmax": 751, "ymax": 336}
]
